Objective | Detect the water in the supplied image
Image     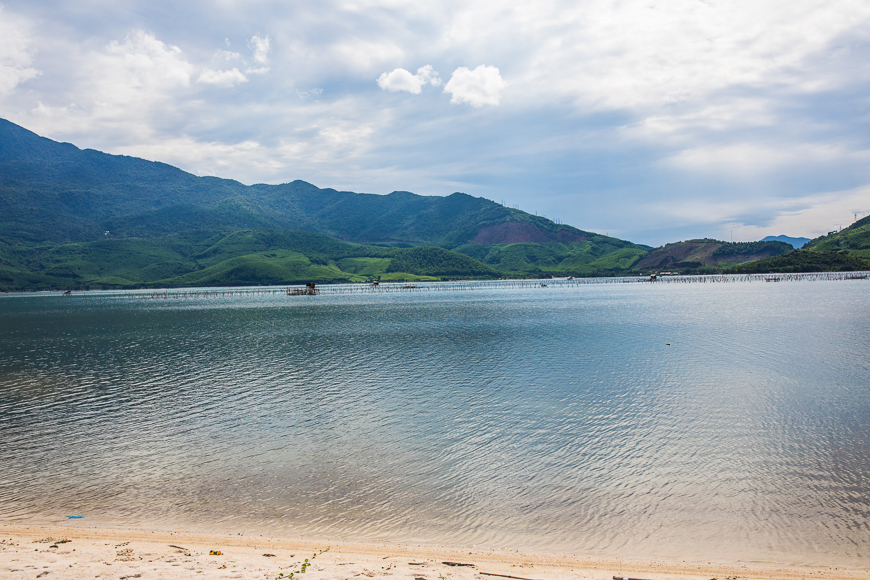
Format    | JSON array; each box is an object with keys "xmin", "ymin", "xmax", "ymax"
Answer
[{"xmin": 1, "ymin": 280, "xmax": 869, "ymax": 565}]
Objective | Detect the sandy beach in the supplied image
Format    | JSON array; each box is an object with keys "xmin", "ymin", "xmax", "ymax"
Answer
[{"xmin": 0, "ymin": 524, "xmax": 863, "ymax": 580}]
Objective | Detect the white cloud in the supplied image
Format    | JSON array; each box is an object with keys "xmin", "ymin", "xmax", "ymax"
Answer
[
  {"xmin": 664, "ymin": 143, "xmax": 870, "ymax": 175},
  {"xmin": 3, "ymin": 1, "xmax": 869, "ymax": 245},
  {"xmin": 100, "ymin": 30, "xmax": 193, "ymax": 94},
  {"xmin": 247, "ymin": 34, "xmax": 270, "ymax": 74},
  {"xmin": 416, "ymin": 64, "xmax": 442, "ymax": 87},
  {"xmin": 215, "ymin": 49, "xmax": 241, "ymax": 61},
  {"xmin": 114, "ymin": 136, "xmax": 271, "ymax": 177},
  {"xmin": 724, "ymin": 186, "xmax": 870, "ymax": 240},
  {"xmin": 296, "ymin": 88, "xmax": 323, "ymax": 99},
  {"xmin": 376, "ymin": 68, "xmax": 417, "ymax": 93},
  {"xmin": 443, "ymin": 65, "xmax": 505, "ymax": 107},
  {"xmin": 506, "ymin": 0, "xmax": 870, "ymax": 112},
  {"xmin": 0, "ymin": 7, "xmax": 41, "ymax": 97},
  {"xmin": 197, "ymin": 67, "xmax": 248, "ymax": 87},
  {"xmin": 18, "ymin": 30, "xmax": 197, "ymax": 144},
  {"xmin": 377, "ymin": 64, "xmax": 441, "ymax": 94},
  {"xmin": 250, "ymin": 35, "xmax": 270, "ymax": 64},
  {"xmin": 331, "ymin": 38, "xmax": 405, "ymax": 72}
]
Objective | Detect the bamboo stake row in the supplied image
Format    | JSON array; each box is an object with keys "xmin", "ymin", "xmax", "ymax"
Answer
[{"xmin": 30, "ymin": 270, "xmax": 868, "ymax": 300}]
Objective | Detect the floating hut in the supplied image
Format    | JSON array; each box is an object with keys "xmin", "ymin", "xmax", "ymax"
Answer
[{"xmin": 288, "ymin": 282, "xmax": 319, "ymax": 296}]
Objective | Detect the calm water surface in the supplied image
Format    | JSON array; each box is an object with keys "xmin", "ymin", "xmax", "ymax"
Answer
[{"xmin": 1, "ymin": 281, "xmax": 869, "ymax": 565}]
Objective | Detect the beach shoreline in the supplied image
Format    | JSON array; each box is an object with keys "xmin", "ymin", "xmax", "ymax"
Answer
[{"xmin": 1, "ymin": 523, "xmax": 863, "ymax": 580}]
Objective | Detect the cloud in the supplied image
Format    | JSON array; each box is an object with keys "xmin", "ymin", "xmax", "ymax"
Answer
[
  {"xmin": 664, "ymin": 143, "xmax": 870, "ymax": 176},
  {"xmin": 214, "ymin": 49, "xmax": 241, "ymax": 61},
  {"xmin": 247, "ymin": 34, "xmax": 270, "ymax": 74},
  {"xmin": 3, "ymin": 1, "xmax": 869, "ymax": 246},
  {"xmin": 376, "ymin": 65, "xmax": 441, "ymax": 94},
  {"xmin": 0, "ymin": 7, "xmax": 41, "ymax": 97},
  {"xmin": 114, "ymin": 136, "xmax": 268, "ymax": 177},
  {"xmin": 250, "ymin": 35, "xmax": 270, "ymax": 64},
  {"xmin": 296, "ymin": 87, "xmax": 323, "ymax": 99},
  {"xmin": 197, "ymin": 67, "xmax": 248, "ymax": 87},
  {"xmin": 330, "ymin": 38, "xmax": 405, "ymax": 72},
  {"xmin": 102, "ymin": 30, "xmax": 193, "ymax": 92},
  {"xmin": 443, "ymin": 65, "xmax": 505, "ymax": 107},
  {"xmin": 721, "ymin": 185, "xmax": 870, "ymax": 241},
  {"xmin": 19, "ymin": 30, "xmax": 197, "ymax": 144}
]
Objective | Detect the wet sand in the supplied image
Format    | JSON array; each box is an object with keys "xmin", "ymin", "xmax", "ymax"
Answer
[{"xmin": 1, "ymin": 524, "xmax": 863, "ymax": 580}]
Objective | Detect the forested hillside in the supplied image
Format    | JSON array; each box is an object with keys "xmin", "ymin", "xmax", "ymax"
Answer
[
  {"xmin": 0, "ymin": 119, "xmax": 654, "ymax": 289},
  {"xmin": 730, "ymin": 217, "xmax": 870, "ymax": 273},
  {"xmin": 3, "ymin": 118, "xmax": 865, "ymax": 289},
  {"xmin": 0, "ymin": 119, "xmax": 600, "ymax": 248}
]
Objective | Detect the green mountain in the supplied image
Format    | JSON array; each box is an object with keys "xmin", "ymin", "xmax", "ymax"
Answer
[
  {"xmin": 632, "ymin": 239, "xmax": 793, "ymax": 272},
  {"xmin": 803, "ymin": 216, "xmax": 870, "ymax": 259},
  {"xmin": 0, "ymin": 118, "xmax": 649, "ymax": 289},
  {"xmin": 10, "ymin": 117, "xmax": 859, "ymax": 288},
  {"xmin": 455, "ymin": 238, "xmax": 648, "ymax": 276},
  {"xmin": 729, "ymin": 216, "xmax": 870, "ymax": 273},
  {"xmin": 761, "ymin": 235, "xmax": 811, "ymax": 249},
  {"xmin": 0, "ymin": 118, "xmax": 603, "ymax": 248},
  {"xmin": 0, "ymin": 230, "xmax": 506, "ymax": 290}
]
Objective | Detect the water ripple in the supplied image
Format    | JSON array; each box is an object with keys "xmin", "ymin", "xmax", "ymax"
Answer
[{"xmin": 1, "ymin": 281, "xmax": 869, "ymax": 564}]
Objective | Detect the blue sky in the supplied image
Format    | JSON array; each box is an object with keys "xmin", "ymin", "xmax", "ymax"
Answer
[{"xmin": 1, "ymin": 0, "xmax": 868, "ymax": 246}]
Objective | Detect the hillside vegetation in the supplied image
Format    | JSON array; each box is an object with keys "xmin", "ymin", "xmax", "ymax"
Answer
[
  {"xmin": 804, "ymin": 215, "xmax": 870, "ymax": 260},
  {"xmin": 632, "ymin": 239, "xmax": 793, "ymax": 271},
  {"xmin": 0, "ymin": 118, "xmax": 657, "ymax": 289},
  {"xmin": 729, "ymin": 216, "xmax": 870, "ymax": 273},
  {"xmin": 0, "ymin": 230, "xmax": 504, "ymax": 290},
  {"xmin": 455, "ymin": 238, "xmax": 648, "ymax": 276},
  {"xmin": 3, "ymin": 118, "xmax": 866, "ymax": 288},
  {"xmin": 727, "ymin": 250, "xmax": 870, "ymax": 274},
  {"xmin": 0, "ymin": 119, "xmax": 604, "ymax": 248}
]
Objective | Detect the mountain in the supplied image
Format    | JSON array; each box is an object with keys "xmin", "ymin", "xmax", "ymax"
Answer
[
  {"xmin": 726, "ymin": 249, "xmax": 870, "ymax": 274},
  {"xmin": 731, "ymin": 216, "xmax": 870, "ymax": 273},
  {"xmin": 9, "ymin": 117, "xmax": 858, "ymax": 287},
  {"xmin": 0, "ymin": 118, "xmax": 650, "ymax": 289},
  {"xmin": 0, "ymin": 230, "xmax": 506, "ymax": 290},
  {"xmin": 803, "ymin": 216, "xmax": 870, "ymax": 258},
  {"xmin": 631, "ymin": 239, "xmax": 793, "ymax": 272},
  {"xmin": 0, "ymin": 118, "xmax": 606, "ymax": 248},
  {"xmin": 761, "ymin": 235, "xmax": 811, "ymax": 249}
]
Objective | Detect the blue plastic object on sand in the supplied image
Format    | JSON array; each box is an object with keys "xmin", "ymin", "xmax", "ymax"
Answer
[{"xmin": 67, "ymin": 516, "xmax": 83, "ymax": 519}]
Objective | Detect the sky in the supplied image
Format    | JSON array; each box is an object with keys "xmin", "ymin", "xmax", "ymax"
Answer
[{"xmin": 0, "ymin": 0, "xmax": 868, "ymax": 246}]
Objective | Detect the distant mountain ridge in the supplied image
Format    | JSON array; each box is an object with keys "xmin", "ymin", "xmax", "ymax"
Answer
[
  {"xmin": 633, "ymin": 239, "xmax": 793, "ymax": 271},
  {"xmin": 761, "ymin": 235, "xmax": 811, "ymax": 249},
  {"xmin": 0, "ymin": 118, "xmax": 650, "ymax": 289},
  {"xmin": 730, "ymin": 216, "xmax": 870, "ymax": 273},
  {"xmin": 0, "ymin": 118, "xmax": 598, "ymax": 248},
  {"xmin": 2, "ymin": 117, "xmax": 866, "ymax": 290}
]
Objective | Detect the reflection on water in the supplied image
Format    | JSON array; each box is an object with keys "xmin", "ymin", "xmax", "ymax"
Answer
[{"xmin": 1, "ymin": 281, "xmax": 869, "ymax": 565}]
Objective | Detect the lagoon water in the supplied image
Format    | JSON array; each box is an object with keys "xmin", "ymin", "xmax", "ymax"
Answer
[{"xmin": 1, "ymin": 280, "xmax": 869, "ymax": 565}]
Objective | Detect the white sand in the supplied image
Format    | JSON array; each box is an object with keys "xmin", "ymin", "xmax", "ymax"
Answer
[{"xmin": 0, "ymin": 524, "xmax": 863, "ymax": 580}]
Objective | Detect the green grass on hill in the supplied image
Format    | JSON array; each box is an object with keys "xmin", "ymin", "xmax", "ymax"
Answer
[
  {"xmin": 0, "ymin": 229, "xmax": 501, "ymax": 290},
  {"xmin": 727, "ymin": 250, "xmax": 870, "ymax": 273},
  {"xmin": 166, "ymin": 250, "xmax": 362, "ymax": 287},
  {"xmin": 454, "ymin": 239, "xmax": 646, "ymax": 276},
  {"xmin": 727, "ymin": 216, "xmax": 870, "ymax": 274},
  {"xmin": 805, "ymin": 215, "xmax": 870, "ymax": 254},
  {"xmin": 387, "ymin": 246, "xmax": 501, "ymax": 277}
]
